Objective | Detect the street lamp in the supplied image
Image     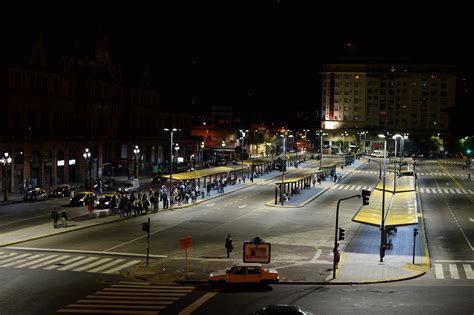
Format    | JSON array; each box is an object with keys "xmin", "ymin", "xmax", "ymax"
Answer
[
  {"xmin": 133, "ymin": 145, "xmax": 140, "ymax": 179},
  {"xmin": 400, "ymin": 133, "xmax": 409, "ymax": 161},
  {"xmin": 280, "ymin": 132, "xmax": 293, "ymax": 205},
  {"xmin": 200, "ymin": 142, "xmax": 205, "ymax": 168},
  {"xmin": 1, "ymin": 152, "xmax": 12, "ymax": 202},
  {"xmin": 240, "ymin": 129, "xmax": 249, "ymax": 179},
  {"xmin": 378, "ymin": 133, "xmax": 388, "ymax": 262},
  {"xmin": 164, "ymin": 128, "xmax": 180, "ymax": 208},
  {"xmin": 392, "ymin": 134, "xmax": 402, "ymax": 192},
  {"xmin": 319, "ymin": 130, "xmax": 328, "ymax": 170},
  {"xmin": 341, "ymin": 131, "xmax": 348, "ymax": 154},
  {"xmin": 82, "ymin": 148, "xmax": 91, "ymax": 189}
]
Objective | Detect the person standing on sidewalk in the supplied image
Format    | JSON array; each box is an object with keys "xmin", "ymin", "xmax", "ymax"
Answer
[
  {"xmin": 51, "ymin": 209, "xmax": 60, "ymax": 228},
  {"xmin": 61, "ymin": 210, "xmax": 68, "ymax": 228},
  {"xmin": 225, "ymin": 234, "xmax": 233, "ymax": 258}
]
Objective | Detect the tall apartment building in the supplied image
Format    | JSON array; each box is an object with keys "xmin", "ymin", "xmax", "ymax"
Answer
[{"xmin": 320, "ymin": 64, "xmax": 456, "ymax": 153}]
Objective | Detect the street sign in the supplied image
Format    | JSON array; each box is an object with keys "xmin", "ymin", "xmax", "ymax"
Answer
[
  {"xmin": 243, "ymin": 242, "xmax": 271, "ymax": 263},
  {"xmin": 180, "ymin": 236, "xmax": 192, "ymax": 249}
]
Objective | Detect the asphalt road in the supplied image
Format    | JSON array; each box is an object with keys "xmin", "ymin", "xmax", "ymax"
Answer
[{"xmin": 1, "ymin": 157, "xmax": 473, "ymax": 314}]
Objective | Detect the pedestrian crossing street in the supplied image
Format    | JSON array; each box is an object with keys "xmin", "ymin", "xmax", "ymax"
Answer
[
  {"xmin": 57, "ymin": 281, "xmax": 196, "ymax": 314},
  {"xmin": 434, "ymin": 263, "xmax": 474, "ymax": 280},
  {"xmin": 0, "ymin": 251, "xmax": 141, "ymax": 274},
  {"xmin": 332, "ymin": 183, "xmax": 474, "ymax": 195}
]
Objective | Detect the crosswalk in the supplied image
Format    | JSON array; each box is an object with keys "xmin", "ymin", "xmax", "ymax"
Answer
[
  {"xmin": 57, "ymin": 281, "xmax": 196, "ymax": 314},
  {"xmin": 353, "ymin": 170, "xmax": 468, "ymax": 177},
  {"xmin": 0, "ymin": 251, "xmax": 141, "ymax": 274},
  {"xmin": 331, "ymin": 184, "xmax": 474, "ymax": 195},
  {"xmin": 434, "ymin": 263, "xmax": 474, "ymax": 280}
]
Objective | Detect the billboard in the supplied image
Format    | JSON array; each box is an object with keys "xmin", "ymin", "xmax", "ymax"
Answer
[{"xmin": 243, "ymin": 242, "xmax": 271, "ymax": 263}]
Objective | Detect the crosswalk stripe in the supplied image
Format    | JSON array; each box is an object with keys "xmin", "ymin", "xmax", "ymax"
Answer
[
  {"xmin": 468, "ymin": 190, "xmax": 474, "ymax": 194},
  {"xmin": 463, "ymin": 264, "xmax": 474, "ymax": 279},
  {"xmin": 17, "ymin": 255, "xmax": 54, "ymax": 268},
  {"xmin": 455, "ymin": 189, "xmax": 462, "ymax": 194},
  {"xmin": 57, "ymin": 309, "xmax": 157, "ymax": 314},
  {"xmin": 87, "ymin": 295, "xmax": 180, "ymax": 301},
  {"xmin": 103, "ymin": 288, "xmax": 186, "ymax": 296},
  {"xmin": 0, "ymin": 253, "xmax": 15, "ymax": 259},
  {"xmin": 29, "ymin": 255, "xmax": 68, "ymax": 269},
  {"xmin": 102, "ymin": 260, "xmax": 141, "ymax": 274},
  {"xmin": 77, "ymin": 299, "xmax": 173, "ymax": 305},
  {"xmin": 73, "ymin": 258, "xmax": 113, "ymax": 272},
  {"xmin": 461, "ymin": 189, "xmax": 468, "ymax": 194},
  {"xmin": 87, "ymin": 259, "xmax": 125, "ymax": 273},
  {"xmin": 0, "ymin": 253, "xmax": 30, "ymax": 265},
  {"xmin": 58, "ymin": 257, "xmax": 99, "ymax": 271},
  {"xmin": 96, "ymin": 291, "xmax": 186, "ymax": 297},
  {"xmin": 0, "ymin": 254, "xmax": 42, "ymax": 267},
  {"xmin": 45, "ymin": 256, "xmax": 85, "ymax": 270},
  {"xmin": 66, "ymin": 304, "xmax": 166, "ymax": 310},
  {"xmin": 118, "ymin": 282, "xmax": 195, "ymax": 289},
  {"xmin": 112, "ymin": 285, "xmax": 193, "ymax": 291},
  {"xmin": 449, "ymin": 264, "xmax": 459, "ymax": 279},
  {"xmin": 435, "ymin": 264, "xmax": 444, "ymax": 279},
  {"xmin": 103, "ymin": 288, "xmax": 188, "ymax": 294}
]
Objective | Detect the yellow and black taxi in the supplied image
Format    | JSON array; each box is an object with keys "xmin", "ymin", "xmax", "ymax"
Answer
[
  {"xmin": 23, "ymin": 187, "xmax": 48, "ymax": 202},
  {"xmin": 95, "ymin": 193, "xmax": 115, "ymax": 209},
  {"xmin": 69, "ymin": 191, "xmax": 97, "ymax": 207},
  {"xmin": 209, "ymin": 263, "xmax": 279, "ymax": 285},
  {"xmin": 49, "ymin": 184, "xmax": 72, "ymax": 198}
]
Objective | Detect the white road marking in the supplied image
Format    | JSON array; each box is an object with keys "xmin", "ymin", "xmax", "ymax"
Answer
[
  {"xmin": 73, "ymin": 258, "xmax": 113, "ymax": 272},
  {"xmin": 45, "ymin": 256, "xmax": 85, "ymax": 270},
  {"xmin": 435, "ymin": 264, "xmax": 444, "ymax": 279},
  {"xmin": 449, "ymin": 264, "xmax": 459, "ymax": 279},
  {"xmin": 463, "ymin": 264, "xmax": 474, "ymax": 279},
  {"xmin": 58, "ymin": 257, "xmax": 99, "ymax": 271},
  {"xmin": 0, "ymin": 253, "xmax": 30, "ymax": 265},
  {"xmin": 178, "ymin": 291, "xmax": 219, "ymax": 315},
  {"xmin": 87, "ymin": 259, "xmax": 125, "ymax": 273},
  {"xmin": 102, "ymin": 260, "xmax": 141, "ymax": 274},
  {"xmin": 238, "ymin": 204, "xmax": 247, "ymax": 208},
  {"xmin": 206, "ymin": 203, "xmax": 216, "ymax": 207}
]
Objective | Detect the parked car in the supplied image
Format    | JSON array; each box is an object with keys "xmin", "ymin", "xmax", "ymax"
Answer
[
  {"xmin": 48, "ymin": 184, "xmax": 72, "ymax": 198},
  {"xmin": 23, "ymin": 187, "xmax": 48, "ymax": 202},
  {"xmin": 117, "ymin": 182, "xmax": 139, "ymax": 193},
  {"xmin": 253, "ymin": 305, "xmax": 313, "ymax": 315},
  {"xmin": 95, "ymin": 193, "xmax": 114, "ymax": 209},
  {"xmin": 93, "ymin": 178, "xmax": 115, "ymax": 191},
  {"xmin": 209, "ymin": 263, "xmax": 279, "ymax": 285},
  {"xmin": 69, "ymin": 191, "xmax": 97, "ymax": 207}
]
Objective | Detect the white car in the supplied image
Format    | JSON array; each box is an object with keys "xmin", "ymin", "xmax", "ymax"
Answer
[{"xmin": 209, "ymin": 263, "xmax": 279, "ymax": 285}]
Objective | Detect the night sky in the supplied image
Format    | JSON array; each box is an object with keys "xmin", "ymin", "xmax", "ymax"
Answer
[{"xmin": 1, "ymin": 1, "xmax": 471, "ymax": 126}]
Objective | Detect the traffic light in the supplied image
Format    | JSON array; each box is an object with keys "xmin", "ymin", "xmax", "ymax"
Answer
[
  {"xmin": 338, "ymin": 227, "xmax": 345, "ymax": 241},
  {"xmin": 362, "ymin": 189, "xmax": 371, "ymax": 205},
  {"xmin": 141, "ymin": 222, "xmax": 150, "ymax": 232},
  {"xmin": 467, "ymin": 148, "xmax": 472, "ymax": 155}
]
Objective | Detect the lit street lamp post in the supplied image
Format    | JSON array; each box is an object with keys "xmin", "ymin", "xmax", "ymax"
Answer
[
  {"xmin": 133, "ymin": 145, "xmax": 140, "ymax": 179},
  {"xmin": 82, "ymin": 148, "xmax": 91, "ymax": 189},
  {"xmin": 319, "ymin": 131, "xmax": 328, "ymax": 170},
  {"xmin": 200, "ymin": 142, "xmax": 205, "ymax": 168},
  {"xmin": 1, "ymin": 152, "xmax": 13, "ymax": 202},
  {"xmin": 378, "ymin": 133, "xmax": 388, "ymax": 262},
  {"xmin": 280, "ymin": 132, "xmax": 293, "ymax": 205},
  {"xmin": 164, "ymin": 128, "xmax": 180, "ymax": 209},
  {"xmin": 392, "ymin": 134, "xmax": 402, "ymax": 192},
  {"xmin": 240, "ymin": 129, "xmax": 249, "ymax": 179}
]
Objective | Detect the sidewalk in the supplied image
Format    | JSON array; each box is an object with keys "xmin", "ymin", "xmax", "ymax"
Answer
[{"xmin": 1, "ymin": 157, "xmax": 431, "ymax": 285}]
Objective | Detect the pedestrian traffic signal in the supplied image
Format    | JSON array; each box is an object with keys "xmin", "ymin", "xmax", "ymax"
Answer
[
  {"xmin": 362, "ymin": 189, "xmax": 371, "ymax": 205},
  {"xmin": 141, "ymin": 222, "xmax": 150, "ymax": 232},
  {"xmin": 338, "ymin": 227, "xmax": 345, "ymax": 241}
]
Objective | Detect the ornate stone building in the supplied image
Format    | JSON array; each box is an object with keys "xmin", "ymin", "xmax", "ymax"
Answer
[{"xmin": 0, "ymin": 35, "xmax": 194, "ymax": 192}]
